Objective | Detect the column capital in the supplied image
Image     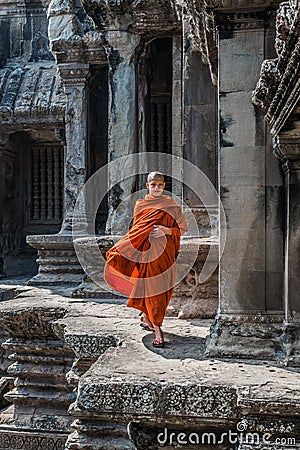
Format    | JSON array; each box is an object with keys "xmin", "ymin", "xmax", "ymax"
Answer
[
  {"xmin": 57, "ymin": 63, "xmax": 90, "ymax": 91},
  {"xmin": 216, "ymin": 10, "xmax": 268, "ymax": 32},
  {"xmin": 282, "ymin": 158, "xmax": 300, "ymax": 173},
  {"xmin": 273, "ymin": 135, "xmax": 300, "ymax": 162}
]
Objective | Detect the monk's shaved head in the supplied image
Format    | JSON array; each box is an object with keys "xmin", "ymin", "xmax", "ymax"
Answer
[{"xmin": 147, "ymin": 171, "xmax": 165, "ymax": 182}]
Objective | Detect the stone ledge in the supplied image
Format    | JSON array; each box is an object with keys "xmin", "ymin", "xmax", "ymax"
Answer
[
  {"xmin": 67, "ymin": 324, "xmax": 300, "ymax": 448},
  {"xmin": 0, "ymin": 286, "xmax": 299, "ymax": 448},
  {"xmin": 72, "ymin": 328, "xmax": 300, "ymax": 421}
]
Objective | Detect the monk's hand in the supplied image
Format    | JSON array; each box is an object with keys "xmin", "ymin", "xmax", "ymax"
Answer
[{"xmin": 151, "ymin": 225, "xmax": 172, "ymax": 238}]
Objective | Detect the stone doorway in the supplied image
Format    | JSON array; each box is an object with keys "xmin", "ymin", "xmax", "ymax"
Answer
[
  {"xmin": 88, "ymin": 65, "xmax": 109, "ymax": 235},
  {"xmin": 137, "ymin": 36, "xmax": 173, "ymax": 192}
]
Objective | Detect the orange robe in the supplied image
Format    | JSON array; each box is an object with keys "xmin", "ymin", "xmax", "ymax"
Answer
[{"xmin": 104, "ymin": 194, "xmax": 188, "ymax": 326}]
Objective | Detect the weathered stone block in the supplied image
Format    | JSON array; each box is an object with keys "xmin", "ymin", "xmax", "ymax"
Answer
[
  {"xmin": 219, "ymin": 268, "xmax": 266, "ymax": 312},
  {"xmin": 220, "ymin": 146, "xmax": 265, "ymax": 187},
  {"xmin": 206, "ymin": 313, "xmax": 283, "ymax": 360},
  {"xmin": 220, "ymin": 92, "xmax": 262, "ymax": 148},
  {"xmin": 219, "ymin": 30, "xmax": 264, "ymax": 92},
  {"xmin": 220, "ymin": 187, "xmax": 266, "ymax": 230},
  {"xmin": 169, "ymin": 238, "xmax": 218, "ymax": 319}
]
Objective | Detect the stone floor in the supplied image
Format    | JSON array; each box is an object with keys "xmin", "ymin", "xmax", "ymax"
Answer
[{"xmin": 0, "ymin": 277, "xmax": 299, "ymax": 449}]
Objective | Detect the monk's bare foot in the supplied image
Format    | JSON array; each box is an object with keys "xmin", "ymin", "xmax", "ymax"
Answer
[
  {"xmin": 152, "ymin": 326, "xmax": 164, "ymax": 347},
  {"xmin": 153, "ymin": 325, "xmax": 163, "ymax": 341},
  {"xmin": 140, "ymin": 313, "xmax": 154, "ymax": 331}
]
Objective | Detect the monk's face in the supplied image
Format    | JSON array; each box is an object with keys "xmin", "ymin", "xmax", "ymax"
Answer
[{"xmin": 146, "ymin": 177, "xmax": 165, "ymax": 197}]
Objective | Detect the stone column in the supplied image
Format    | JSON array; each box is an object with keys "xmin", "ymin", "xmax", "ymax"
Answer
[
  {"xmin": 105, "ymin": 31, "xmax": 140, "ymax": 235},
  {"xmin": 70, "ymin": 30, "xmax": 140, "ymax": 296},
  {"xmin": 58, "ymin": 63, "xmax": 90, "ymax": 234},
  {"xmin": 276, "ymin": 137, "xmax": 300, "ymax": 366},
  {"xmin": 26, "ymin": 62, "xmax": 90, "ymax": 285},
  {"xmin": 172, "ymin": 33, "xmax": 183, "ymax": 199},
  {"xmin": 181, "ymin": 11, "xmax": 218, "ymax": 237},
  {"xmin": 206, "ymin": 12, "xmax": 285, "ymax": 360}
]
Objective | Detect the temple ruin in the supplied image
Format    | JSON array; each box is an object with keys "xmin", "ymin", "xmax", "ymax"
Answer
[{"xmin": 0, "ymin": 0, "xmax": 300, "ymax": 448}]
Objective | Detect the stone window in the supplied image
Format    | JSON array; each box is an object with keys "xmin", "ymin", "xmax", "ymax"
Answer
[{"xmin": 30, "ymin": 145, "xmax": 63, "ymax": 222}]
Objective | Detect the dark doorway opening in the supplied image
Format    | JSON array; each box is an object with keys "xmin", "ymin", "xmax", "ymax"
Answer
[
  {"xmin": 88, "ymin": 65, "xmax": 109, "ymax": 234},
  {"xmin": 138, "ymin": 37, "xmax": 173, "ymax": 193}
]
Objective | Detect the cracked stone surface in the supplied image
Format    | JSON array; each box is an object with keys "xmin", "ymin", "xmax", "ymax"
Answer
[
  {"xmin": 0, "ymin": 280, "xmax": 299, "ymax": 449},
  {"xmin": 0, "ymin": 281, "xmax": 295, "ymax": 412}
]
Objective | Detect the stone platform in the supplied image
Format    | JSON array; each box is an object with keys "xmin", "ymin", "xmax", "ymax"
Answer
[{"xmin": 0, "ymin": 280, "xmax": 298, "ymax": 449}]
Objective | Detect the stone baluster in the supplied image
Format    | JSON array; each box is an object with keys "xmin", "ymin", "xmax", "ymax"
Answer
[
  {"xmin": 32, "ymin": 146, "xmax": 40, "ymax": 220},
  {"xmin": 206, "ymin": 11, "xmax": 285, "ymax": 360},
  {"xmin": 47, "ymin": 147, "xmax": 54, "ymax": 219},
  {"xmin": 40, "ymin": 146, "xmax": 47, "ymax": 219},
  {"xmin": 150, "ymin": 103, "xmax": 156, "ymax": 152},
  {"xmin": 157, "ymin": 102, "xmax": 165, "ymax": 153},
  {"xmin": 166, "ymin": 102, "xmax": 172, "ymax": 153},
  {"xmin": 275, "ymin": 137, "xmax": 300, "ymax": 365},
  {"xmin": 0, "ymin": 305, "xmax": 75, "ymax": 449},
  {"xmin": 54, "ymin": 146, "xmax": 62, "ymax": 220}
]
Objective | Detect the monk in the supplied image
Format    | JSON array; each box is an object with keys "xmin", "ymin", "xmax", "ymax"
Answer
[{"xmin": 104, "ymin": 171, "xmax": 188, "ymax": 348}]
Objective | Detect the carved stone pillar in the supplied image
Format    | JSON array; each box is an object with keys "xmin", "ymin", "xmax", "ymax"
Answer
[
  {"xmin": 0, "ymin": 305, "xmax": 75, "ymax": 449},
  {"xmin": 275, "ymin": 137, "xmax": 300, "ymax": 366},
  {"xmin": 58, "ymin": 63, "xmax": 90, "ymax": 234},
  {"xmin": 105, "ymin": 31, "xmax": 140, "ymax": 235},
  {"xmin": 251, "ymin": 1, "xmax": 300, "ymax": 365},
  {"xmin": 25, "ymin": 0, "xmax": 94, "ymax": 286},
  {"xmin": 206, "ymin": 10, "xmax": 285, "ymax": 360}
]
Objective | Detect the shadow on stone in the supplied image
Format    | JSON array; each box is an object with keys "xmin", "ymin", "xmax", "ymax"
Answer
[{"xmin": 142, "ymin": 332, "xmax": 206, "ymax": 360}]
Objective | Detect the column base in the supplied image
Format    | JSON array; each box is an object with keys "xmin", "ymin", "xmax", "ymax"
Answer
[
  {"xmin": 205, "ymin": 313, "xmax": 284, "ymax": 360},
  {"xmin": 71, "ymin": 275, "xmax": 125, "ymax": 299},
  {"xmin": 280, "ymin": 322, "xmax": 300, "ymax": 367},
  {"xmin": 26, "ymin": 234, "xmax": 84, "ymax": 286}
]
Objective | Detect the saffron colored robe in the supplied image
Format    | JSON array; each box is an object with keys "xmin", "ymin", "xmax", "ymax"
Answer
[{"xmin": 104, "ymin": 194, "xmax": 188, "ymax": 326}]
